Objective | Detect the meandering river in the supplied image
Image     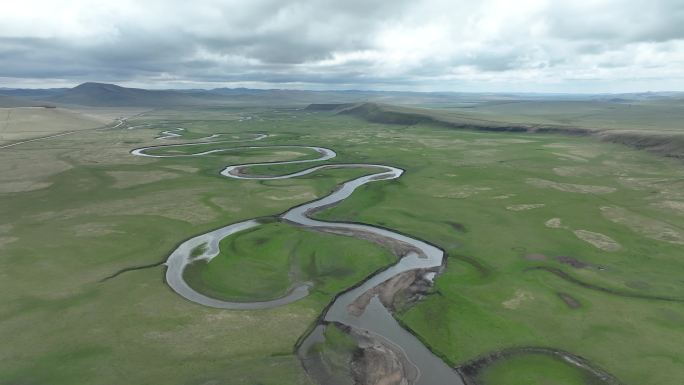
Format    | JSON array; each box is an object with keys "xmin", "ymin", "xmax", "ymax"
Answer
[{"xmin": 132, "ymin": 132, "xmax": 465, "ymax": 385}]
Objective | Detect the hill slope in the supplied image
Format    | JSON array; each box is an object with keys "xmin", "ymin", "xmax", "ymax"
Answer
[
  {"xmin": 329, "ymin": 102, "xmax": 684, "ymax": 159},
  {"xmin": 43, "ymin": 82, "xmax": 230, "ymax": 107}
]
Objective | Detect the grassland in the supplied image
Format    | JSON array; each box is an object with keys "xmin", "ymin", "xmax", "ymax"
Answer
[
  {"xmin": 183, "ymin": 222, "xmax": 394, "ymax": 302},
  {"xmin": 339, "ymin": 100, "xmax": 684, "ymax": 158},
  {"xmin": 309, "ymin": 114, "xmax": 684, "ymax": 385},
  {"xmin": 0, "ymin": 107, "xmax": 113, "ymax": 145},
  {"xmin": 1, "ymin": 105, "xmax": 683, "ymax": 385},
  {"xmin": 475, "ymin": 354, "xmax": 603, "ymax": 385}
]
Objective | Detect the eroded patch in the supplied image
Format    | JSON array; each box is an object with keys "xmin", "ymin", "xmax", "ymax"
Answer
[
  {"xmin": 502, "ymin": 289, "xmax": 534, "ymax": 309},
  {"xmin": 163, "ymin": 165, "xmax": 200, "ymax": 173},
  {"xmin": 601, "ymin": 206, "xmax": 684, "ymax": 245},
  {"xmin": 263, "ymin": 192, "xmax": 317, "ymax": 201},
  {"xmin": 527, "ymin": 178, "xmax": 616, "ymax": 194},
  {"xmin": 652, "ymin": 200, "xmax": 684, "ymax": 215},
  {"xmin": 506, "ymin": 203, "xmax": 545, "ymax": 211},
  {"xmin": 432, "ymin": 185, "xmax": 492, "ymax": 199},
  {"xmin": 417, "ymin": 138, "xmax": 466, "ymax": 148},
  {"xmin": 617, "ymin": 177, "xmax": 669, "ymax": 191},
  {"xmin": 545, "ymin": 218, "xmax": 564, "ymax": 229},
  {"xmin": 573, "ymin": 230, "xmax": 622, "ymax": 252},
  {"xmin": 551, "ymin": 152, "xmax": 588, "ymax": 162}
]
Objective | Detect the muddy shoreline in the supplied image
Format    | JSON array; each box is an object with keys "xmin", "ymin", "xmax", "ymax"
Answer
[{"xmin": 296, "ymin": 266, "xmax": 442, "ymax": 385}]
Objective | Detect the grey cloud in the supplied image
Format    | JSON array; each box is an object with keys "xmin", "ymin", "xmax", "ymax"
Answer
[
  {"xmin": 0, "ymin": 0, "xmax": 683, "ymax": 91},
  {"xmin": 547, "ymin": 1, "xmax": 684, "ymax": 43}
]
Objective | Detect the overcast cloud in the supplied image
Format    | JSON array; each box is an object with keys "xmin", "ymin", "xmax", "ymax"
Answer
[{"xmin": 1, "ymin": 0, "xmax": 684, "ymax": 92}]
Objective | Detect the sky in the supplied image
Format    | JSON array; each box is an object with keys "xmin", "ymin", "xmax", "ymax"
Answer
[{"xmin": 1, "ymin": 0, "xmax": 683, "ymax": 92}]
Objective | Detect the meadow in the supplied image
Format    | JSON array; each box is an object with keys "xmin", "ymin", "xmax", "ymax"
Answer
[{"xmin": 1, "ymin": 106, "xmax": 683, "ymax": 385}]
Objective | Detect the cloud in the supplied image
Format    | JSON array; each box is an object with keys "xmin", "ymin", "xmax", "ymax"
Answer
[{"xmin": 1, "ymin": 0, "xmax": 683, "ymax": 91}]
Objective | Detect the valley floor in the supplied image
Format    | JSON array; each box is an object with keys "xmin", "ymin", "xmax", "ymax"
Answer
[{"xmin": 1, "ymin": 107, "xmax": 683, "ymax": 385}]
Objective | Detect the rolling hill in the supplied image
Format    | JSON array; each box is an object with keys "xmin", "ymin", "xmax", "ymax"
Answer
[
  {"xmin": 40, "ymin": 82, "xmax": 228, "ymax": 107},
  {"xmin": 326, "ymin": 102, "xmax": 684, "ymax": 159}
]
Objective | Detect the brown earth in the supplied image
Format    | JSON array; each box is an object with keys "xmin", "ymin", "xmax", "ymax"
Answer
[{"xmin": 350, "ymin": 327, "xmax": 417, "ymax": 385}]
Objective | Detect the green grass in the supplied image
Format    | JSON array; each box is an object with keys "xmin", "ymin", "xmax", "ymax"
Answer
[
  {"xmin": 477, "ymin": 354, "xmax": 600, "ymax": 385},
  {"xmin": 183, "ymin": 222, "xmax": 394, "ymax": 301},
  {"xmin": 1, "ymin": 106, "xmax": 684, "ymax": 385},
  {"xmin": 308, "ymin": 119, "xmax": 684, "ymax": 384}
]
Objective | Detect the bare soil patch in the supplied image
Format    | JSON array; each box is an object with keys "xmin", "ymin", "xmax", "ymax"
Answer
[
  {"xmin": 551, "ymin": 152, "xmax": 588, "ymax": 162},
  {"xmin": 502, "ymin": 289, "xmax": 534, "ymax": 310},
  {"xmin": 350, "ymin": 327, "xmax": 418, "ymax": 385},
  {"xmin": 573, "ymin": 230, "xmax": 622, "ymax": 252},
  {"xmin": 163, "ymin": 165, "xmax": 200, "ymax": 173},
  {"xmin": 545, "ymin": 218, "xmax": 564, "ymax": 229},
  {"xmin": 527, "ymin": 178, "xmax": 616, "ymax": 194},
  {"xmin": 601, "ymin": 206, "xmax": 684, "ymax": 244},
  {"xmin": 652, "ymin": 200, "xmax": 684, "ymax": 215},
  {"xmin": 263, "ymin": 191, "xmax": 317, "ymax": 201},
  {"xmin": 506, "ymin": 203, "xmax": 545, "ymax": 211},
  {"xmin": 432, "ymin": 185, "xmax": 491, "ymax": 199}
]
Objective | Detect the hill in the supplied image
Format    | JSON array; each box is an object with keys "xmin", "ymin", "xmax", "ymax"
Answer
[
  {"xmin": 40, "ymin": 82, "xmax": 230, "ymax": 107},
  {"xmin": 337, "ymin": 102, "xmax": 579, "ymax": 132},
  {"xmin": 327, "ymin": 102, "xmax": 684, "ymax": 159},
  {"xmin": 3, "ymin": 82, "xmax": 684, "ymax": 108}
]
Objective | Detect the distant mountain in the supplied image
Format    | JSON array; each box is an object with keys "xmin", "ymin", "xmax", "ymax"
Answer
[
  {"xmin": 0, "ymin": 87, "xmax": 68, "ymax": 99},
  {"xmin": 41, "ymin": 82, "xmax": 229, "ymax": 107},
  {"xmin": 28, "ymin": 82, "xmax": 375, "ymax": 107},
  {"xmin": 2, "ymin": 82, "xmax": 683, "ymax": 108}
]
